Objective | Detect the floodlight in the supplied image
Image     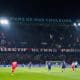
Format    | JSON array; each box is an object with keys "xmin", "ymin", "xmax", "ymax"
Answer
[
  {"xmin": 0, "ymin": 19, "xmax": 9, "ymax": 25},
  {"xmin": 78, "ymin": 23, "xmax": 80, "ymax": 26},
  {"xmin": 73, "ymin": 23, "xmax": 77, "ymax": 27}
]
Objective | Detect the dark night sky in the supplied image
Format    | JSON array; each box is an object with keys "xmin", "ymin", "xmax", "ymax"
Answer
[{"xmin": 0, "ymin": 0, "xmax": 80, "ymax": 18}]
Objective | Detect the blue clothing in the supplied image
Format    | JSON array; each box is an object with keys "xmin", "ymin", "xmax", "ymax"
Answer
[
  {"xmin": 48, "ymin": 63, "xmax": 51, "ymax": 70},
  {"xmin": 62, "ymin": 61, "xmax": 66, "ymax": 69}
]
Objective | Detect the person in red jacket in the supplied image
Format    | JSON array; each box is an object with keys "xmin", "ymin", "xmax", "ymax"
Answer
[
  {"xmin": 11, "ymin": 61, "xmax": 17, "ymax": 74},
  {"xmin": 71, "ymin": 62, "xmax": 75, "ymax": 71}
]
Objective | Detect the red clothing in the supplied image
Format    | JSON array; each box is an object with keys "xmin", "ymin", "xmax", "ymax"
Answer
[
  {"xmin": 71, "ymin": 63, "xmax": 75, "ymax": 71},
  {"xmin": 71, "ymin": 63, "xmax": 75, "ymax": 68},
  {"xmin": 11, "ymin": 61, "xmax": 17, "ymax": 73},
  {"xmin": 12, "ymin": 61, "xmax": 17, "ymax": 68}
]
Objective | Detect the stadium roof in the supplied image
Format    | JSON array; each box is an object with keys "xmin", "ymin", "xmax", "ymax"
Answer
[{"xmin": 1, "ymin": 17, "xmax": 80, "ymax": 26}]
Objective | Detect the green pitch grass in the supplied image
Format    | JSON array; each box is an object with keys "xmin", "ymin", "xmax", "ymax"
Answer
[{"xmin": 0, "ymin": 67, "xmax": 80, "ymax": 80}]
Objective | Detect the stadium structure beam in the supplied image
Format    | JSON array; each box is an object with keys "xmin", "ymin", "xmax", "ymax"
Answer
[{"xmin": 0, "ymin": 17, "xmax": 80, "ymax": 26}]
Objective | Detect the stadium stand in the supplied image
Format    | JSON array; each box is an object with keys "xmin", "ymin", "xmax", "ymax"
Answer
[{"xmin": 0, "ymin": 18, "xmax": 80, "ymax": 65}]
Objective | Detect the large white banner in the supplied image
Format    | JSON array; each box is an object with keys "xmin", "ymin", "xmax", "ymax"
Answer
[{"xmin": 0, "ymin": 47, "xmax": 80, "ymax": 52}]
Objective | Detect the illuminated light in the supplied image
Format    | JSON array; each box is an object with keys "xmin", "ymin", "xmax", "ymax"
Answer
[
  {"xmin": 78, "ymin": 23, "xmax": 80, "ymax": 26},
  {"xmin": 73, "ymin": 23, "xmax": 77, "ymax": 27},
  {"xmin": 0, "ymin": 19, "xmax": 9, "ymax": 25},
  {"xmin": 0, "ymin": 18, "xmax": 10, "ymax": 29}
]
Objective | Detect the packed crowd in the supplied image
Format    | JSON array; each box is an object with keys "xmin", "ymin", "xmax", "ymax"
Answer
[{"xmin": 0, "ymin": 25, "xmax": 80, "ymax": 64}]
